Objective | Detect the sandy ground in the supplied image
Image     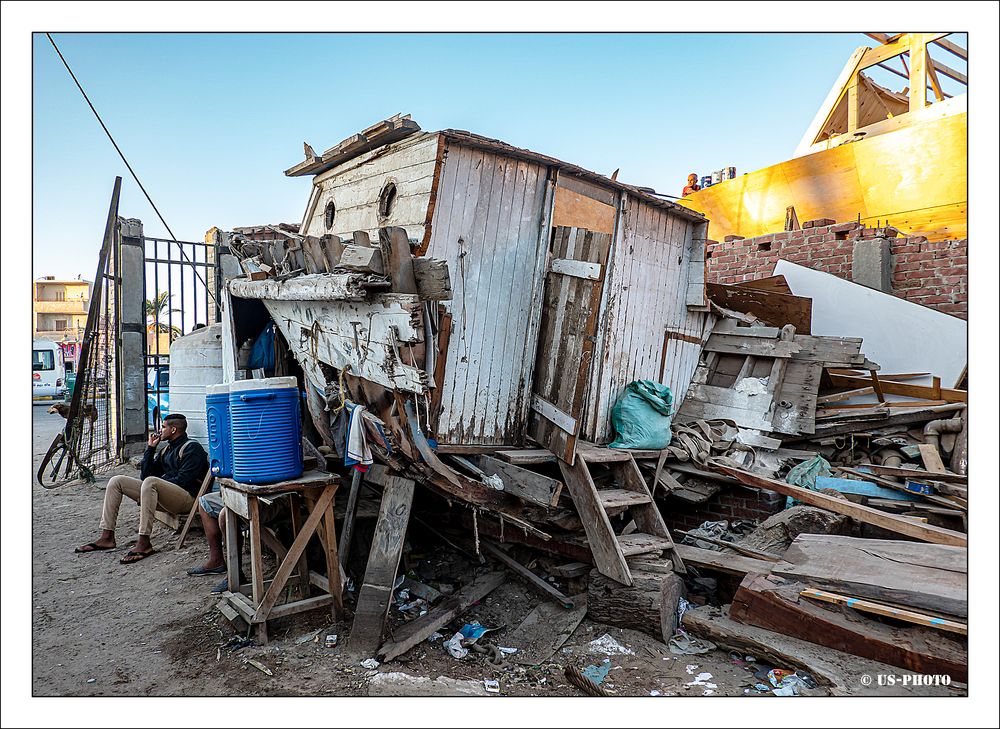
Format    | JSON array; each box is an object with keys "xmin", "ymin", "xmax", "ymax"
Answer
[{"xmin": 31, "ymin": 407, "xmax": 807, "ymax": 698}]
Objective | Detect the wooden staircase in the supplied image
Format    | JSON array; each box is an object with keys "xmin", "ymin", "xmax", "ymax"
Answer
[{"xmin": 558, "ymin": 443, "xmax": 684, "ymax": 586}]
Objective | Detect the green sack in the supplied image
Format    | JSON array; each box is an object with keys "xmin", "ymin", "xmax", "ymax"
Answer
[{"xmin": 608, "ymin": 380, "xmax": 674, "ymax": 450}]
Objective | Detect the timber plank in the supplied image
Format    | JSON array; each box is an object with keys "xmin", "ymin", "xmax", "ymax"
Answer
[
  {"xmin": 731, "ymin": 573, "xmax": 967, "ymax": 681},
  {"xmin": 771, "ymin": 534, "xmax": 967, "ymax": 617},
  {"xmin": 474, "ymin": 455, "xmax": 563, "ymax": 508},
  {"xmin": 715, "ymin": 466, "xmax": 967, "ymax": 547},
  {"xmin": 377, "ymin": 571, "xmax": 506, "ymax": 662}
]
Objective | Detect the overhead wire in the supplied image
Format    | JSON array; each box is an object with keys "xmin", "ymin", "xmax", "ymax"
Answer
[{"xmin": 46, "ymin": 33, "xmax": 215, "ymax": 303}]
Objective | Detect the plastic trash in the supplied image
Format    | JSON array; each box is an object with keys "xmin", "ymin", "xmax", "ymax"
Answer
[
  {"xmin": 443, "ymin": 632, "xmax": 469, "ymax": 659},
  {"xmin": 483, "ymin": 679, "xmax": 501, "ymax": 693},
  {"xmin": 608, "ymin": 380, "xmax": 674, "ymax": 449},
  {"xmin": 668, "ymin": 629, "xmax": 716, "ymax": 655},
  {"xmin": 581, "ymin": 659, "xmax": 611, "ymax": 684},
  {"xmin": 360, "ymin": 658, "xmax": 379, "ymax": 670},
  {"xmin": 586, "ymin": 633, "xmax": 635, "ymax": 656}
]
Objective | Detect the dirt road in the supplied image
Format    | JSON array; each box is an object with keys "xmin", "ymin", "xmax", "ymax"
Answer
[{"xmin": 30, "ymin": 407, "xmax": 775, "ymax": 697}]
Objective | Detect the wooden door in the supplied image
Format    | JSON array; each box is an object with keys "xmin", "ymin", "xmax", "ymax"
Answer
[{"xmin": 528, "ymin": 225, "xmax": 613, "ymax": 463}]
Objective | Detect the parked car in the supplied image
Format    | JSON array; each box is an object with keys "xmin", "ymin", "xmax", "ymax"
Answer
[{"xmin": 146, "ymin": 365, "xmax": 170, "ymax": 428}]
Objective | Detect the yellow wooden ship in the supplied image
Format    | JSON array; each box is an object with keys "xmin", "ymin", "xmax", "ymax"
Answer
[{"xmin": 680, "ymin": 33, "xmax": 967, "ymax": 242}]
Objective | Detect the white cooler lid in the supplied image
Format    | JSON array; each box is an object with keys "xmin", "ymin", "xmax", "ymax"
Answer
[
  {"xmin": 206, "ymin": 383, "xmax": 230, "ymax": 395},
  {"xmin": 229, "ymin": 376, "xmax": 299, "ymax": 393}
]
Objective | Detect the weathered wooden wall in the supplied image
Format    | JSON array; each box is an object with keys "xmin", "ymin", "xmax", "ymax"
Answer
[
  {"xmin": 300, "ymin": 132, "xmax": 440, "ymax": 242},
  {"xmin": 424, "ymin": 142, "xmax": 552, "ymax": 445},
  {"xmin": 583, "ymin": 196, "xmax": 713, "ymax": 443}
]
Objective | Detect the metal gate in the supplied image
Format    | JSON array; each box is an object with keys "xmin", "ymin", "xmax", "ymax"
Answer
[
  {"xmin": 38, "ymin": 178, "xmax": 221, "ymax": 487},
  {"xmin": 143, "ymin": 232, "xmax": 222, "ymax": 432}
]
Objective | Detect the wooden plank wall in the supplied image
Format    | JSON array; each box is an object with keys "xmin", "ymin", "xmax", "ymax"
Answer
[
  {"xmin": 425, "ymin": 142, "xmax": 552, "ymax": 445},
  {"xmin": 583, "ymin": 196, "xmax": 713, "ymax": 443},
  {"xmin": 300, "ymin": 132, "xmax": 440, "ymax": 242}
]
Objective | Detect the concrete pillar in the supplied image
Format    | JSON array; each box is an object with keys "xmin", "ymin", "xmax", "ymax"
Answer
[
  {"xmin": 852, "ymin": 237, "xmax": 893, "ymax": 293},
  {"xmin": 119, "ymin": 217, "xmax": 148, "ymax": 456}
]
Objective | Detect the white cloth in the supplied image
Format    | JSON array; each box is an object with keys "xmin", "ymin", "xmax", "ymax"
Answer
[{"xmin": 345, "ymin": 403, "xmax": 373, "ymax": 467}]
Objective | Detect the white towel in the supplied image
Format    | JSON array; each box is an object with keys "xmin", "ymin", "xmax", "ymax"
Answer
[{"xmin": 345, "ymin": 403, "xmax": 373, "ymax": 467}]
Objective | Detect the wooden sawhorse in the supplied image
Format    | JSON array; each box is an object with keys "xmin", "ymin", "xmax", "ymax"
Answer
[{"xmin": 216, "ymin": 471, "xmax": 342, "ymax": 643}]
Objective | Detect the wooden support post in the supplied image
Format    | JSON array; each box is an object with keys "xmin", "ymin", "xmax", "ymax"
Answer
[
  {"xmin": 288, "ymin": 493, "xmax": 310, "ymax": 596},
  {"xmin": 909, "ymin": 33, "xmax": 929, "ymax": 111},
  {"xmin": 248, "ymin": 498, "xmax": 268, "ymax": 643},
  {"xmin": 338, "ymin": 469, "xmax": 363, "ymax": 565},
  {"xmin": 345, "ymin": 475, "xmax": 415, "ymax": 658}
]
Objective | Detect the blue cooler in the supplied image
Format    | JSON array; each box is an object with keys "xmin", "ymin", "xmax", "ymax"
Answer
[
  {"xmin": 229, "ymin": 376, "xmax": 303, "ymax": 484},
  {"xmin": 205, "ymin": 383, "xmax": 233, "ymax": 478}
]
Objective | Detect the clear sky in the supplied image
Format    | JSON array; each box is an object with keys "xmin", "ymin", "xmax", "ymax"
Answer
[{"xmin": 32, "ymin": 32, "xmax": 906, "ymax": 279}]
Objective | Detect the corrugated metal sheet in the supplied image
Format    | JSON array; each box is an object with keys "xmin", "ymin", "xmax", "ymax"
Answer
[
  {"xmin": 583, "ymin": 196, "xmax": 713, "ymax": 442},
  {"xmin": 300, "ymin": 132, "xmax": 439, "ymax": 242},
  {"xmin": 425, "ymin": 142, "xmax": 552, "ymax": 445}
]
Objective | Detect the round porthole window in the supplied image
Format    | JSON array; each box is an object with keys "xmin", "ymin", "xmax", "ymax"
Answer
[
  {"xmin": 324, "ymin": 200, "xmax": 336, "ymax": 229},
  {"xmin": 378, "ymin": 181, "xmax": 398, "ymax": 219}
]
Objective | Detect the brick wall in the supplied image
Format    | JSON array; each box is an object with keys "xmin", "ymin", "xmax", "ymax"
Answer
[
  {"xmin": 706, "ymin": 220, "xmax": 968, "ymax": 319},
  {"xmin": 661, "ymin": 486, "xmax": 786, "ymax": 532}
]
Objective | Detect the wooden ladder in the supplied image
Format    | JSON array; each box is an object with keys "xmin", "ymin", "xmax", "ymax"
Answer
[{"xmin": 559, "ymin": 443, "xmax": 684, "ymax": 586}]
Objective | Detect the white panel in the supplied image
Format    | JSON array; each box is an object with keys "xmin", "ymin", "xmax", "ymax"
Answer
[
  {"xmin": 774, "ymin": 260, "xmax": 967, "ymax": 392},
  {"xmin": 427, "ymin": 145, "xmax": 550, "ymax": 445}
]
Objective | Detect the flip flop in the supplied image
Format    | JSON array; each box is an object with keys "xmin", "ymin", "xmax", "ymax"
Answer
[
  {"xmin": 120, "ymin": 548, "xmax": 157, "ymax": 565},
  {"xmin": 186, "ymin": 564, "xmax": 226, "ymax": 576},
  {"xmin": 75, "ymin": 542, "xmax": 115, "ymax": 553}
]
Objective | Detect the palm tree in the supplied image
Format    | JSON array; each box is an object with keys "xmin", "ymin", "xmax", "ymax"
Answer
[{"xmin": 145, "ymin": 292, "xmax": 181, "ymax": 341}]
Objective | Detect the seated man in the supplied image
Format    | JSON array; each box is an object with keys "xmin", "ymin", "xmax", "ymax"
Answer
[{"xmin": 76, "ymin": 413, "xmax": 208, "ymax": 564}]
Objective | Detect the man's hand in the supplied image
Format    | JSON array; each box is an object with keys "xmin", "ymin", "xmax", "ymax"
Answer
[{"xmin": 147, "ymin": 432, "xmax": 161, "ymax": 448}]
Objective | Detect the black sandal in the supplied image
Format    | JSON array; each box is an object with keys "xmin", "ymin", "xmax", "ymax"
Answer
[
  {"xmin": 75, "ymin": 542, "xmax": 115, "ymax": 553},
  {"xmin": 120, "ymin": 548, "xmax": 157, "ymax": 564}
]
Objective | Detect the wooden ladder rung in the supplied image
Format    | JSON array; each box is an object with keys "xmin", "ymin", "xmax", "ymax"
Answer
[
  {"xmin": 598, "ymin": 488, "xmax": 652, "ymax": 509},
  {"xmin": 616, "ymin": 533, "xmax": 674, "ymax": 557},
  {"xmin": 577, "ymin": 444, "xmax": 632, "ymax": 463}
]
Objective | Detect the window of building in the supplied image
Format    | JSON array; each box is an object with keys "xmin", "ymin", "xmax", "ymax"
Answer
[
  {"xmin": 55, "ymin": 320, "xmax": 67, "ymax": 331},
  {"xmin": 55, "ymin": 290, "xmax": 66, "ymax": 301}
]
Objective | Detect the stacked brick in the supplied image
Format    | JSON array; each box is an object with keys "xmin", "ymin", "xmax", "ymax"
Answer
[
  {"xmin": 661, "ymin": 486, "xmax": 787, "ymax": 532},
  {"xmin": 706, "ymin": 220, "xmax": 967, "ymax": 320}
]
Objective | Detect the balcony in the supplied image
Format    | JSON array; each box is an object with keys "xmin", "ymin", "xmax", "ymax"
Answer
[{"xmin": 33, "ymin": 300, "xmax": 89, "ymax": 314}]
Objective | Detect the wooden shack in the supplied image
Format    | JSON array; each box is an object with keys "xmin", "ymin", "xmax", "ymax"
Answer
[{"xmin": 262, "ymin": 115, "xmax": 713, "ymax": 464}]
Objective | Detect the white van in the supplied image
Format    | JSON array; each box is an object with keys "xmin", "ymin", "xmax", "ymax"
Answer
[{"xmin": 33, "ymin": 338, "xmax": 64, "ymax": 401}]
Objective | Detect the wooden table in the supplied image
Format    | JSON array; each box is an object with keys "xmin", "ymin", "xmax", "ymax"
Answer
[{"xmin": 217, "ymin": 470, "xmax": 342, "ymax": 643}]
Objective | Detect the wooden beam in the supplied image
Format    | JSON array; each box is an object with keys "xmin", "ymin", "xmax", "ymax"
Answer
[
  {"xmin": 377, "ymin": 572, "xmax": 506, "ymax": 662},
  {"xmin": 828, "ymin": 373, "xmax": 966, "ymax": 403},
  {"xmin": 481, "ymin": 541, "xmax": 574, "ymax": 608},
  {"xmin": 924, "ymin": 49, "xmax": 946, "ymax": 102},
  {"xmin": 651, "ymin": 545, "xmax": 774, "ymax": 577},
  {"xmin": 908, "ymin": 34, "xmax": 928, "ymax": 110},
  {"xmin": 800, "ymin": 588, "xmax": 967, "ymax": 636},
  {"xmin": 931, "ymin": 36, "xmax": 967, "ymax": 61},
  {"xmin": 713, "ymin": 466, "xmax": 967, "ymax": 547}
]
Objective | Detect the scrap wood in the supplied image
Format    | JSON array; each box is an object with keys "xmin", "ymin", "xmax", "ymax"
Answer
[
  {"xmin": 505, "ymin": 597, "xmax": 588, "ymax": 666},
  {"xmin": 799, "ymin": 588, "xmax": 967, "ymax": 636},
  {"xmin": 674, "ymin": 529, "xmax": 781, "ymax": 561},
  {"xmin": 680, "ymin": 606, "xmax": 957, "ymax": 697},
  {"xmin": 828, "ymin": 373, "xmax": 966, "ymax": 403},
  {"xmin": 850, "ymin": 463, "xmax": 967, "ymax": 484},
  {"xmin": 480, "ymin": 540, "xmax": 574, "ymax": 608},
  {"xmin": 730, "ymin": 573, "xmax": 967, "ymax": 681},
  {"xmin": 773, "ymin": 534, "xmax": 966, "ymax": 618},
  {"xmin": 712, "ymin": 465, "xmax": 967, "ymax": 546},
  {"xmin": 660, "ymin": 545, "xmax": 774, "ymax": 577},
  {"xmin": 377, "ymin": 571, "xmax": 506, "ymax": 662},
  {"xmin": 835, "ymin": 467, "xmax": 965, "ymax": 511}
]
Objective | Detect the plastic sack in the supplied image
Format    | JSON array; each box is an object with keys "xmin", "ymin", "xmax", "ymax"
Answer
[{"xmin": 608, "ymin": 380, "xmax": 674, "ymax": 449}]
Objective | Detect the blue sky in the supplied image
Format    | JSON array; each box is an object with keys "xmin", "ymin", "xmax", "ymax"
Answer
[{"xmin": 34, "ymin": 32, "xmax": 901, "ymax": 279}]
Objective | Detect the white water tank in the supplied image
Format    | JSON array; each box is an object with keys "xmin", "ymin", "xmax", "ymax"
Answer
[{"xmin": 168, "ymin": 323, "xmax": 224, "ymax": 447}]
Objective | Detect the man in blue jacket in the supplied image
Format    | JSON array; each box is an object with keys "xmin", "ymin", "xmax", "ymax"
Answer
[{"xmin": 76, "ymin": 413, "xmax": 208, "ymax": 564}]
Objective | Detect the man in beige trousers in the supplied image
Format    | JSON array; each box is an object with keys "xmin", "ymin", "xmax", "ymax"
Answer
[{"xmin": 76, "ymin": 413, "xmax": 208, "ymax": 564}]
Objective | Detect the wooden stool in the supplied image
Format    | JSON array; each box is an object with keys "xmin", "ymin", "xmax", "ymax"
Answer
[{"xmin": 216, "ymin": 471, "xmax": 342, "ymax": 643}]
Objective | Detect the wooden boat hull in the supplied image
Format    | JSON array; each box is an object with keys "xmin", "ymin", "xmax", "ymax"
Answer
[{"xmin": 680, "ymin": 109, "xmax": 967, "ymax": 242}]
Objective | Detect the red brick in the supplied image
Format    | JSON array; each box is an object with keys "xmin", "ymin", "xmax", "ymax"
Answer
[
  {"xmin": 831, "ymin": 222, "xmax": 861, "ymax": 233},
  {"xmin": 804, "ymin": 218, "xmax": 836, "ymax": 228}
]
